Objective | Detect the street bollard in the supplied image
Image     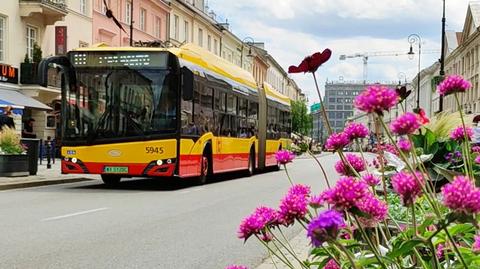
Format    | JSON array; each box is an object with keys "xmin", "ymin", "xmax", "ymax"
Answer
[{"xmin": 46, "ymin": 136, "xmax": 52, "ymax": 169}]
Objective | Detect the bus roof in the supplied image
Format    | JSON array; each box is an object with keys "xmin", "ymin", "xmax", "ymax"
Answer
[
  {"xmin": 263, "ymin": 82, "xmax": 291, "ymax": 107},
  {"xmin": 73, "ymin": 43, "xmax": 258, "ymax": 93}
]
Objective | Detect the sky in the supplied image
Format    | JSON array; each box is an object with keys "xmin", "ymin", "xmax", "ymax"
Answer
[{"xmin": 208, "ymin": 0, "xmax": 472, "ymax": 105}]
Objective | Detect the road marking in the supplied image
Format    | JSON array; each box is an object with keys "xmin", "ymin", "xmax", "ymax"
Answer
[{"xmin": 42, "ymin": 207, "xmax": 109, "ymax": 221}]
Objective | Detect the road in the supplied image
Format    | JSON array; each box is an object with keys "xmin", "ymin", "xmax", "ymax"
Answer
[{"xmin": 0, "ymin": 153, "xmax": 341, "ymax": 269}]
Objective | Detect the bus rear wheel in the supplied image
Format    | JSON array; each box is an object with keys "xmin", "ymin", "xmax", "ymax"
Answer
[
  {"xmin": 246, "ymin": 149, "xmax": 255, "ymax": 177},
  {"xmin": 101, "ymin": 175, "xmax": 121, "ymax": 185}
]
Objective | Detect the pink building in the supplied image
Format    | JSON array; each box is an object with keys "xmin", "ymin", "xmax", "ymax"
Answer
[{"xmin": 93, "ymin": 0, "xmax": 170, "ymax": 46}]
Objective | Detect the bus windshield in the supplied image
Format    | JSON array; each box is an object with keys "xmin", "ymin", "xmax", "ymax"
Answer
[{"xmin": 63, "ymin": 67, "xmax": 177, "ymax": 143}]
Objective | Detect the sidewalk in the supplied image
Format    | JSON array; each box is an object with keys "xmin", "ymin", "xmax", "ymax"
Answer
[
  {"xmin": 0, "ymin": 159, "xmax": 98, "ymax": 190},
  {"xmin": 255, "ymin": 230, "xmax": 310, "ymax": 269}
]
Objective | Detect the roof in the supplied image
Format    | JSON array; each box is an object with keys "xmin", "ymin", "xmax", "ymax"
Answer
[
  {"xmin": 73, "ymin": 43, "xmax": 258, "ymax": 93},
  {"xmin": 470, "ymin": 1, "xmax": 480, "ymax": 28},
  {"xmin": 263, "ymin": 82, "xmax": 291, "ymax": 106}
]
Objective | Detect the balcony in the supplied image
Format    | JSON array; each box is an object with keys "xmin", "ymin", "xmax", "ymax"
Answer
[{"xmin": 19, "ymin": 0, "xmax": 68, "ymax": 25}]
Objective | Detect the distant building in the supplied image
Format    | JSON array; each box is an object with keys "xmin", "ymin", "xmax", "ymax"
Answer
[{"xmin": 310, "ymin": 103, "xmax": 322, "ymax": 142}]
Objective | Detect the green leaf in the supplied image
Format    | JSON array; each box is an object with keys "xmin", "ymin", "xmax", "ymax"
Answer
[
  {"xmin": 425, "ymin": 129, "xmax": 437, "ymax": 148},
  {"xmin": 411, "ymin": 134, "xmax": 425, "ymax": 149},
  {"xmin": 448, "ymin": 223, "xmax": 475, "ymax": 236},
  {"xmin": 387, "ymin": 238, "xmax": 425, "ymax": 259},
  {"xmin": 427, "ymin": 142, "xmax": 439, "ymax": 155}
]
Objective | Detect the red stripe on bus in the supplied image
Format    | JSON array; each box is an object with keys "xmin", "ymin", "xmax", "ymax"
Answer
[{"xmin": 61, "ymin": 160, "xmax": 175, "ymax": 177}]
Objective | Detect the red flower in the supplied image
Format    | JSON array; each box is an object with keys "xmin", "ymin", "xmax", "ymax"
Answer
[
  {"xmin": 288, "ymin": 49, "xmax": 332, "ymax": 73},
  {"xmin": 416, "ymin": 108, "xmax": 430, "ymax": 124}
]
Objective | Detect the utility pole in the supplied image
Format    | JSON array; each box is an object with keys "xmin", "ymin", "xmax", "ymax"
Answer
[{"xmin": 130, "ymin": 0, "xmax": 134, "ymax": 46}]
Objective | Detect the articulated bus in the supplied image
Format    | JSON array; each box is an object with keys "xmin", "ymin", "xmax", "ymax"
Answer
[{"xmin": 38, "ymin": 43, "xmax": 291, "ymax": 185}]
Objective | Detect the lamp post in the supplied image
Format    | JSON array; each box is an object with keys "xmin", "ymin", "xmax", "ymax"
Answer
[
  {"xmin": 439, "ymin": 0, "xmax": 446, "ymax": 111},
  {"xmin": 240, "ymin": 37, "xmax": 255, "ymax": 69},
  {"xmin": 408, "ymin": 34, "xmax": 421, "ymax": 112}
]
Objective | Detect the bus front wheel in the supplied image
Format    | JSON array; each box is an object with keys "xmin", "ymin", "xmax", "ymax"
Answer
[
  {"xmin": 101, "ymin": 175, "xmax": 121, "ymax": 185},
  {"xmin": 196, "ymin": 155, "xmax": 209, "ymax": 185}
]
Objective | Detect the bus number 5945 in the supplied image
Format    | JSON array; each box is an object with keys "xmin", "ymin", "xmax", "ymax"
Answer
[{"xmin": 145, "ymin": 147, "xmax": 164, "ymax": 154}]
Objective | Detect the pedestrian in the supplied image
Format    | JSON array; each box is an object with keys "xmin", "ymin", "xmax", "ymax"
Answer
[
  {"xmin": 22, "ymin": 118, "xmax": 36, "ymax": 138},
  {"xmin": 0, "ymin": 106, "xmax": 15, "ymax": 130}
]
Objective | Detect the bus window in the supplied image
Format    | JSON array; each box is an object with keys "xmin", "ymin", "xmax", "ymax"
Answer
[
  {"xmin": 214, "ymin": 91, "xmax": 226, "ymax": 112},
  {"xmin": 227, "ymin": 94, "xmax": 237, "ymax": 115},
  {"xmin": 248, "ymin": 101, "xmax": 258, "ymax": 120},
  {"xmin": 238, "ymin": 98, "xmax": 247, "ymax": 118},
  {"xmin": 196, "ymin": 86, "xmax": 213, "ymax": 134}
]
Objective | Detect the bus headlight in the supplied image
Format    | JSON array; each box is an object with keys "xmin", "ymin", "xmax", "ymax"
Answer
[
  {"xmin": 71, "ymin": 158, "xmax": 78, "ymax": 163},
  {"xmin": 156, "ymin": 160, "xmax": 163, "ymax": 166},
  {"xmin": 166, "ymin": 159, "xmax": 172, "ymax": 164}
]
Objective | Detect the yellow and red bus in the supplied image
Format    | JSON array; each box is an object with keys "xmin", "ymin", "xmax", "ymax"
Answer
[{"xmin": 38, "ymin": 43, "xmax": 291, "ymax": 185}]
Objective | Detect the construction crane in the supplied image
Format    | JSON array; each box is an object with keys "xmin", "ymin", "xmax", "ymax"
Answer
[{"xmin": 339, "ymin": 49, "xmax": 440, "ymax": 82}]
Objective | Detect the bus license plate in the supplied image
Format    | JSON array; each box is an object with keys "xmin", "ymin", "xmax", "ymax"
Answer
[{"xmin": 103, "ymin": 166, "xmax": 128, "ymax": 174}]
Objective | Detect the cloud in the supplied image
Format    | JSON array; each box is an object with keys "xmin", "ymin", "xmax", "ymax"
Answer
[{"xmin": 208, "ymin": 0, "xmax": 471, "ymax": 103}]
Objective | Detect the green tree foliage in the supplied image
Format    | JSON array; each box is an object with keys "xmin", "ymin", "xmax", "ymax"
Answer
[{"xmin": 291, "ymin": 99, "xmax": 313, "ymax": 136}]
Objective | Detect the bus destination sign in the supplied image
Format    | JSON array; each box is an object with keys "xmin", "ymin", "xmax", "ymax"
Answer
[{"xmin": 70, "ymin": 52, "xmax": 167, "ymax": 68}]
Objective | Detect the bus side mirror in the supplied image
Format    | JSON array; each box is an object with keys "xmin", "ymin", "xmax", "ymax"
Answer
[
  {"xmin": 37, "ymin": 56, "xmax": 76, "ymax": 87},
  {"xmin": 182, "ymin": 67, "xmax": 193, "ymax": 101}
]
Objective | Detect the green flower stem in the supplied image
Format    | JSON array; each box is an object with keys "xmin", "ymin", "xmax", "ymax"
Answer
[
  {"xmin": 379, "ymin": 117, "xmax": 441, "ymax": 218},
  {"xmin": 269, "ymin": 227, "xmax": 309, "ymax": 269},
  {"xmin": 356, "ymin": 139, "xmax": 370, "ymax": 173},
  {"xmin": 321, "ymin": 246, "xmax": 341, "ymax": 267},
  {"xmin": 454, "ymin": 93, "xmax": 474, "ymax": 179},
  {"xmin": 277, "ymin": 227, "xmax": 296, "ymax": 254},
  {"xmin": 256, "ymin": 235, "xmax": 295, "ymax": 269},
  {"xmin": 331, "ymin": 240, "xmax": 360, "ymax": 269},
  {"xmin": 353, "ymin": 215, "xmax": 388, "ymax": 269},
  {"xmin": 283, "ymin": 164, "xmax": 294, "ymax": 186},
  {"xmin": 267, "ymin": 247, "xmax": 280, "ymax": 269},
  {"xmin": 427, "ymin": 240, "xmax": 440, "ymax": 269},
  {"xmin": 411, "ymin": 203, "xmax": 417, "ymax": 236},
  {"xmin": 312, "ymin": 72, "xmax": 333, "ymax": 135},
  {"xmin": 307, "ymin": 150, "xmax": 331, "ymax": 188},
  {"xmin": 444, "ymin": 227, "xmax": 468, "ymax": 268},
  {"xmin": 374, "ymin": 116, "xmax": 389, "ymax": 205}
]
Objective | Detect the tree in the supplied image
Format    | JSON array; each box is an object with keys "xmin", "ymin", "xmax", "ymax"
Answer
[{"xmin": 291, "ymin": 99, "xmax": 313, "ymax": 136}]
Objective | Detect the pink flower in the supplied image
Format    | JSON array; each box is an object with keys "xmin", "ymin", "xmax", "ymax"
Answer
[
  {"xmin": 436, "ymin": 244, "xmax": 444, "ymax": 259},
  {"xmin": 278, "ymin": 184, "xmax": 311, "ymax": 226},
  {"xmin": 397, "ymin": 138, "xmax": 412, "ymax": 152},
  {"xmin": 390, "ymin": 112, "xmax": 421, "ymax": 135},
  {"xmin": 325, "ymin": 132, "xmax": 349, "ymax": 151},
  {"xmin": 437, "ymin": 75, "xmax": 472, "ymax": 96},
  {"xmin": 225, "ymin": 265, "xmax": 249, "ymax": 269},
  {"xmin": 324, "ymin": 259, "xmax": 340, "ymax": 269},
  {"xmin": 356, "ymin": 194, "xmax": 388, "ymax": 226},
  {"xmin": 416, "ymin": 108, "xmax": 430, "ymax": 125},
  {"xmin": 309, "ymin": 195, "xmax": 324, "ymax": 208},
  {"xmin": 275, "ymin": 150, "xmax": 295, "ymax": 164},
  {"xmin": 450, "ymin": 126, "xmax": 473, "ymax": 142},
  {"xmin": 391, "ymin": 171, "xmax": 425, "ymax": 206},
  {"xmin": 354, "ymin": 85, "xmax": 399, "ymax": 115},
  {"xmin": 344, "ymin": 122, "xmax": 369, "ymax": 141},
  {"xmin": 473, "ymin": 234, "xmax": 480, "ymax": 253},
  {"xmin": 320, "ymin": 176, "xmax": 369, "ymax": 210},
  {"xmin": 334, "ymin": 154, "xmax": 366, "ymax": 175},
  {"xmin": 361, "ymin": 173, "xmax": 380, "ymax": 186},
  {"xmin": 237, "ymin": 206, "xmax": 279, "ymax": 241},
  {"xmin": 441, "ymin": 176, "xmax": 480, "ymax": 214},
  {"xmin": 472, "ymin": 145, "xmax": 480, "ymax": 153},
  {"xmin": 475, "ymin": 155, "xmax": 480, "ymax": 165}
]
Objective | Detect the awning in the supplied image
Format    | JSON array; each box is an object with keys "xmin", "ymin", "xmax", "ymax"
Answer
[{"xmin": 0, "ymin": 89, "xmax": 52, "ymax": 110}]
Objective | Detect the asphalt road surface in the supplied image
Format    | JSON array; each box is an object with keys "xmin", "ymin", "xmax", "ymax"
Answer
[{"xmin": 0, "ymin": 153, "xmax": 342, "ymax": 269}]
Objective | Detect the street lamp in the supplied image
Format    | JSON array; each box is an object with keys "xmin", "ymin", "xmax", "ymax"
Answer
[
  {"xmin": 240, "ymin": 37, "xmax": 255, "ymax": 69},
  {"xmin": 439, "ymin": 0, "xmax": 446, "ymax": 112},
  {"xmin": 408, "ymin": 34, "xmax": 421, "ymax": 112}
]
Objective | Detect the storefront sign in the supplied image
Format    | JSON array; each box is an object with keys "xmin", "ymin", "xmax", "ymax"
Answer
[
  {"xmin": 55, "ymin": 26, "xmax": 67, "ymax": 55},
  {"xmin": 0, "ymin": 64, "xmax": 18, "ymax": 84}
]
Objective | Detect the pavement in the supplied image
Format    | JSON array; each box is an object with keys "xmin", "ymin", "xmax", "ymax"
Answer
[{"xmin": 0, "ymin": 158, "xmax": 98, "ymax": 190}]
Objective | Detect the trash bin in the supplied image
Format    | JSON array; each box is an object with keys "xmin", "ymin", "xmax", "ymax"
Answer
[{"xmin": 20, "ymin": 138, "xmax": 40, "ymax": 175}]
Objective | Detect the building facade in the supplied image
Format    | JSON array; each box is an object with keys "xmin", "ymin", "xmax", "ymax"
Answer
[
  {"xmin": 93, "ymin": 0, "xmax": 170, "ymax": 46},
  {"xmin": 443, "ymin": 2, "xmax": 480, "ymax": 115}
]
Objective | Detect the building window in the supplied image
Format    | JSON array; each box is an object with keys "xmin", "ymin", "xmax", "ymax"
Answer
[
  {"xmin": 214, "ymin": 39, "xmax": 218, "ymax": 55},
  {"xmin": 0, "ymin": 16, "xmax": 4, "ymax": 62},
  {"xmin": 184, "ymin": 21, "xmax": 189, "ymax": 42},
  {"xmin": 154, "ymin": 17, "xmax": 161, "ymax": 38},
  {"xmin": 207, "ymin": 35, "xmax": 211, "ymax": 51},
  {"xmin": 139, "ymin": 8, "xmax": 146, "ymax": 31},
  {"xmin": 125, "ymin": 1, "xmax": 131, "ymax": 24},
  {"xmin": 80, "ymin": 0, "xmax": 87, "ymax": 14},
  {"xmin": 198, "ymin": 28, "xmax": 203, "ymax": 46},
  {"xmin": 102, "ymin": 0, "xmax": 109, "ymax": 14},
  {"xmin": 174, "ymin": 15, "xmax": 179, "ymax": 40},
  {"xmin": 26, "ymin": 26, "xmax": 37, "ymax": 60}
]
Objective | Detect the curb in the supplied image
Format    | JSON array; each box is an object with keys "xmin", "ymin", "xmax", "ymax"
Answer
[{"xmin": 0, "ymin": 177, "xmax": 96, "ymax": 190}]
